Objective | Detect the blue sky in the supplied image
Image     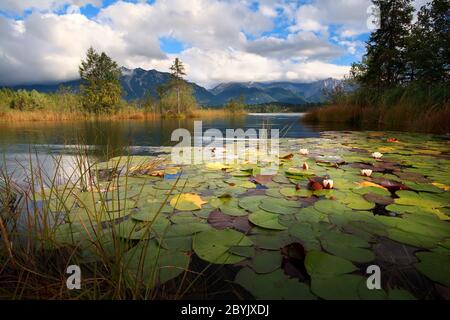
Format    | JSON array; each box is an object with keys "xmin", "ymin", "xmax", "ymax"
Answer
[{"xmin": 0, "ymin": 0, "xmax": 386, "ymax": 87}]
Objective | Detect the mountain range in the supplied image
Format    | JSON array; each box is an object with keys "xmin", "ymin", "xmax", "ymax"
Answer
[{"xmin": 6, "ymin": 67, "xmax": 344, "ymax": 106}]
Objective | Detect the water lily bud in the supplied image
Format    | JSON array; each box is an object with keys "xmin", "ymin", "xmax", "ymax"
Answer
[
  {"xmin": 299, "ymin": 148, "xmax": 309, "ymax": 155},
  {"xmin": 371, "ymin": 152, "xmax": 383, "ymax": 159},
  {"xmin": 302, "ymin": 162, "xmax": 309, "ymax": 170},
  {"xmin": 361, "ymin": 169, "xmax": 373, "ymax": 177},
  {"xmin": 310, "ymin": 181, "xmax": 323, "ymax": 191},
  {"xmin": 323, "ymin": 179, "xmax": 334, "ymax": 189}
]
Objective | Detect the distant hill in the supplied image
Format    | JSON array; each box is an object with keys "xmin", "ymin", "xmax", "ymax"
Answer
[{"xmin": 5, "ymin": 68, "xmax": 345, "ymax": 107}]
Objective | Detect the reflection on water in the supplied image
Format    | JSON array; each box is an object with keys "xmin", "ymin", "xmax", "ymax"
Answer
[{"xmin": 0, "ymin": 114, "xmax": 345, "ymax": 184}]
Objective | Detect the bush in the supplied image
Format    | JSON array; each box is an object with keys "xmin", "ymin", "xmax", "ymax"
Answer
[{"xmin": 9, "ymin": 90, "xmax": 46, "ymax": 111}]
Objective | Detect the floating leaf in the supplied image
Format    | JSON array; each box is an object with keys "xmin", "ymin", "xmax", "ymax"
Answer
[
  {"xmin": 249, "ymin": 211, "xmax": 287, "ymax": 230},
  {"xmin": 415, "ymin": 252, "xmax": 450, "ymax": 287},
  {"xmin": 305, "ymin": 251, "xmax": 357, "ymax": 277},
  {"xmin": 235, "ymin": 268, "xmax": 316, "ymax": 300},
  {"xmin": 122, "ymin": 241, "xmax": 189, "ymax": 289},
  {"xmin": 193, "ymin": 229, "xmax": 252, "ymax": 264},
  {"xmin": 170, "ymin": 193, "xmax": 206, "ymax": 211},
  {"xmin": 250, "ymin": 250, "xmax": 282, "ymax": 274}
]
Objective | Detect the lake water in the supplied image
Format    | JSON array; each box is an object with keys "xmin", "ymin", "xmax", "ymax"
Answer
[{"xmin": 0, "ymin": 113, "xmax": 335, "ymax": 184}]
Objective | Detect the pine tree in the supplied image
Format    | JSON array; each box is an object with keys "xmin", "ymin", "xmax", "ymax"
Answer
[
  {"xmin": 407, "ymin": 0, "xmax": 450, "ymax": 84},
  {"xmin": 79, "ymin": 47, "xmax": 122, "ymax": 114},
  {"xmin": 169, "ymin": 58, "xmax": 186, "ymax": 114},
  {"xmin": 361, "ymin": 0, "xmax": 414, "ymax": 88}
]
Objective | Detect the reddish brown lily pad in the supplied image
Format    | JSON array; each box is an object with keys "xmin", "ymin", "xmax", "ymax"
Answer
[
  {"xmin": 363, "ymin": 193, "xmax": 394, "ymax": 206},
  {"xmin": 208, "ymin": 209, "xmax": 252, "ymax": 233}
]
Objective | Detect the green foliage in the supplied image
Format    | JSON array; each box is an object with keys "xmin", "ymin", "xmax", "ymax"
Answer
[
  {"xmin": 0, "ymin": 88, "xmax": 82, "ymax": 114},
  {"xmin": 313, "ymin": 0, "xmax": 450, "ymax": 133},
  {"xmin": 168, "ymin": 57, "xmax": 189, "ymax": 115},
  {"xmin": 360, "ymin": 0, "xmax": 415, "ymax": 87},
  {"xmin": 9, "ymin": 90, "xmax": 46, "ymax": 111},
  {"xmin": 406, "ymin": 0, "xmax": 450, "ymax": 84},
  {"xmin": 160, "ymin": 83, "xmax": 198, "ymax": 116},
  {"xmin": 224, "ymin": 95, "xmax": 246, "ymax": 113},
  {"xmin": 79, "ymin": 47, "xmax": 122, "ymax": 114},
  {"xmin": 353, "ymin": 0, "xmax": 449, "ymax": 88}
]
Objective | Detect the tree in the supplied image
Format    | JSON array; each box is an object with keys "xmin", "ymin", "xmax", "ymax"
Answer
[
  {"xmin": 169, "ymin": 58, "xmax": 186, "ymax": 114},
  {"xmin": 224, "ymin": 95, "xmax": 246, "ymax": 114},
  {"xmin": 407, "ymin": 0, "xmax": 450, "ymax": 84},
  {"xmin": 360, "ymin": 0, "xmax": 414, "ymax": 88},
  {"xmin": 79, "ymin": 47, "xmax": 122, "ymax": 114}
]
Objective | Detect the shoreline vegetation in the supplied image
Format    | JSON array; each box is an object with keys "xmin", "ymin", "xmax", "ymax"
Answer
[
  {"xmin": 303, "ymin": 83, "xmax": 450, "ymax": 134},
  {"xmin": 303, "ymin": 0, "xmax": 449, "ymax": 135},
  {"xmin": 0, "ymin": 51, "xmax": 248, "ymax": 123}
]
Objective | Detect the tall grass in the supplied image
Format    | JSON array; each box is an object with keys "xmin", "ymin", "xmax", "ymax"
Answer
[
  {"xmin": 0, "ymin": 146, "xmax": 242, "ymax": 299},
  {"xmin": 303, "ymin": 83, "xmax": 450, "ymax": 134}
]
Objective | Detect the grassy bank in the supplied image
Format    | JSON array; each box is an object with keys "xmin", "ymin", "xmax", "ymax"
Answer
[
  {"xmin": 303, "ymin": 84, "xmax": 450, "ymax": 134},
  {"xmin": 0, "ymin": 89, "xmax": 244, "ymax": 122},
  {"xmin": 0, "ymin": 108, "xmax": 240, "ymax": 122}
]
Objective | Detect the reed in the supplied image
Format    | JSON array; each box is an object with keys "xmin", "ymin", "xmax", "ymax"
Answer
[
  {"xmin": 303, "ymin": 83, "xmax": 450, "ymax": 134},
  {"xmin": 0, "ymin": 110, "xmax": 162, "ymax": 122},
  {"xmin": 0, "ymin": 147, "xmax": 235, "ymax": 299}
]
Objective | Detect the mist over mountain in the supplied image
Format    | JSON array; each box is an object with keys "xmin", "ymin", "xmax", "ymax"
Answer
[{"xmin": 6, "ymin": 68, "xmax": 344, "ymax": 107}]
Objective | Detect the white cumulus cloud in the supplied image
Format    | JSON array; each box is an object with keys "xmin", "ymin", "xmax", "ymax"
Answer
[{"xmin": 0, "ymin": 0, "xmax": 363, "ymax": 87}]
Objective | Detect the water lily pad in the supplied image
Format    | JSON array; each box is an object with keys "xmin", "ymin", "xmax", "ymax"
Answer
[
  {"xmin": 122, "ymin": 241, "xmax": 189, "ymax": 289},
  {"xmin": 238, "ymin": 195, "xmax": 265, "ymax": 212},
  {"xmin": 395, "ymin": 190, "xmax": 447, "ymax": 208},
  {"xmin": 414, "ymin": 252, "xmax": 450, "ymax": 287},
  {"xmin": 248, "ymin": 231, "xmax": 295, "ymax": 250},
  {"xmin": 250, "ymin": 250, "xmax": 282, "ymax": 274},
  {"xmin": 258, "ymin": 201, "xmax": 299, "ymax": 215},
  {"xmin": 235, "ymin": 268, "xmax": 316, "ymax": 300},
  {"xmin": 311, "ymin": 274, "xmax": 365, "ymax": 300},
  {"xmin": 249, "ymin": 211, "xmax": 287, "ymax": 230},
  {"xmin": 313, "ymin": 200, "xmax": 349, "ymax": 215},
  {"xmin": 193, "ymin": 229, "xmax": 253, "ymax": 264},
  {"xmin": 305, "ymin": 250, "xmax": 357, "ymax": 277},
  {"xmin": 170, "ymin": 193, "xmax": 207, "ymax": 211},
  {"xmin": 295, "ymin": 207, "xmax": 329, "ymax": 223},
  {"xmin": 280, "ymin": 187, "xmax": 312, "ymax": 198}
]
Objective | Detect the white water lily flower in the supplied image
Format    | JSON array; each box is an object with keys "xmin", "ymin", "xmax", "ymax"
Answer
[
  {"xmin": 361, "ymin": 169, "xmax": 373, "ymax": 177},
  {"xmin": 372, "ymin": 152, "xmax": 383, "ymax": 159},
  {"xmin": 302, "ymin": 162, "xmax": 309, "ymax": 170},
  {"xmin": 299, "ymin": 148, "xmax": 309, "ymax": 155},
  {"xmin": 323, "ymin": 179, "xmax": 334, "ymax": 189}
]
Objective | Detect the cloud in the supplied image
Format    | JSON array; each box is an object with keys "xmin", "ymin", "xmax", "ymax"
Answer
[
  {"xmin": 0, "ymin": 12, "xmax": 126, "ymax": 85},
  {"xmin": 0, "ymin": 0, "xmax": 357, "ymax": 87},
  {"xmin": 96, "ymin": 0, "xmax": 273, "ymax": 51},
  {"xmin": 173, "ymin": 47, "xmax": 350, "ymax": 88},
  {"xmin": 290, "ymin": 0, "xmax": 372, "ymax": 36},
  {"xmin": 245, "ymin": 31, "xmax": 343, "ymax": 60},
  {"xmin": 290, "ymin": 0, "xmax": 430, "ymax": 38},
  {"xmin": 0, "ymin": 0, "xmax": 102, "ymax": 14}
]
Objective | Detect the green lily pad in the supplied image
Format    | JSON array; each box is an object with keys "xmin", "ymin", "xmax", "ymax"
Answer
[
  {"xmin": 238, "ymin": 195, "xmax": 265, "ymax": 212},
  {"xmin": 122, "ymin": 241, "xmax": 189, "ymax": 289},
  {"xmin": 250, "ymin": 250, "xmax": 282, "ymax": 274},
  {"xmin": 305, "ymin": 250, "xmax": 357, "ymax": 277},
  {"xmin": 193, "ymin": 229, "xmax": 253, "ymax": 264},
  {"xmin": 414, "ymin": 252, "xmax": 450, "ymax": 287},
  {"xmin": 235, "ymin": 268, "xmax": 316, "ymax": 300},
  {"xmin": 314, "ymin": 200, "xmax": 349, "ymax": 215},
  {"xmin": 249, "ymin": 211, "xmax": 288, "ymax": 230},
  {"xmin": 311, "ymin": 274, "xmax": 366, "ymax": 300}
]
